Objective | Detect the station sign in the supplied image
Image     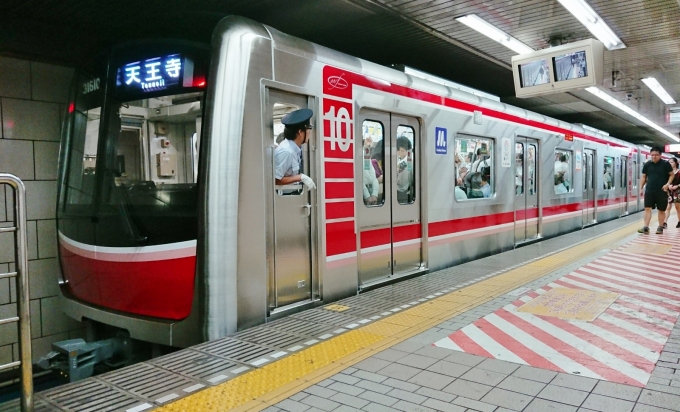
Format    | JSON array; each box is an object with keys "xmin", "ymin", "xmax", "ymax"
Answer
[{"xmin": 665, "ymin": 144, "xmax": 680, "ymax": 153}]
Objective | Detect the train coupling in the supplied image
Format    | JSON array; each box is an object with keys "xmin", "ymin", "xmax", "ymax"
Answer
[{"xmin": 36, "ymin": 336, "xmax": 130, "ymax": 382}]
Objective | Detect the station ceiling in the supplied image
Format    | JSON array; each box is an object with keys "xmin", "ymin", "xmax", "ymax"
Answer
[{"xmin": 2, "ymin": 0, "xmax": 679, "ymax": 147}]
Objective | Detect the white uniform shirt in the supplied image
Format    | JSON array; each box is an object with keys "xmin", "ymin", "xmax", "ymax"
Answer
[{"xmin": 274, "ymin": 139, "xmax": 301, "ymax": 180}]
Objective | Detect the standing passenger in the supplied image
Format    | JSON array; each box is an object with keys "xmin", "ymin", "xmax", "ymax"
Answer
[
  {"xmin": 396, "ymin": 136, "xmax": 413, "ymax": 203},
  {"xmin": 274, "ymin": 108, "xmax": 316, "ymax": 190},
  {"xmin": 639, "ymin": 147, "xmax": 674, "ymax": 234}
]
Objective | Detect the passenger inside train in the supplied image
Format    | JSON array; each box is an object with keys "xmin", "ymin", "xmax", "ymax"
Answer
[
  {"xmin": 396, "ymin": 134, "xmax": 414, "ymax": 204},
  {"xmin": 554, "ymin": 151, "xmax": 572, "ymax": 193}
]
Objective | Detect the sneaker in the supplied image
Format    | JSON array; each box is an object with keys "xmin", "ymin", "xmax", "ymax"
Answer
[
  {"xmin": 663, "ymin": 222, "xmax": 668, "ymax": 229},
  {"xmin": 638, "ymin": 226, "xmax": 650, "ymax": 234},
  {"xmin": 656, "ymin": 226, "xmax": 664, "ymax": 234}
]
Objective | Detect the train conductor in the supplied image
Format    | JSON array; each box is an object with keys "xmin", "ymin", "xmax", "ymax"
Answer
[{"xmin": 274, "ymin": 108, "xmax": 316, "ymax": 190}]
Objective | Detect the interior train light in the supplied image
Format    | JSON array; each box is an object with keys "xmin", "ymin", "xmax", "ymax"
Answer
[
  {"xmin": 455, "ymin": 14, "xmax": 534, "ymax": 55},
  {"xmin": 585, "ymin": 87, "xmax": 680, "ymax": 142},
  {"xmin": 641, "ymin": 77, "xmax": 676, "ymax": 105},
  {"xmin": 556, "ymin": 0, "xmax": 625, "ymax": 50}
]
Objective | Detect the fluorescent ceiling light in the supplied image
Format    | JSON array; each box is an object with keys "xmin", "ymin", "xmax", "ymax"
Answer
[
  {"xmin": 641, "ymin": 77, "xmax": 676, "ymax": 105},
  {"xmin": 585, "ymin": 87, "xmax": 679, "ymax": 142},
  {"xmin": 456, "ymin": 14, "xmax": 534, "ymax": 55},
  {"xmin": 556, "ymin": 0, "xmax": 625, "ymax": 50}
]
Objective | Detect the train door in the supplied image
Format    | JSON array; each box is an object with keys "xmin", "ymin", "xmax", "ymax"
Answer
[
  {"xmin": 267, "ymin": 89, "xmax": 314, "ymax": 308},
  {"xmin": 620, "ymin": 156, "xmax": 629, "ymax": 215},
  {"xmin": 514, "ymin": 137, "xmax": 539, "ymax": 244},
  {"xmin": 357, "ymin": 109, "xmax": 422, "ymax": 287},
  {"xmin": 582, "ymin": 149, "xmax": 596, "ymax": 226}
]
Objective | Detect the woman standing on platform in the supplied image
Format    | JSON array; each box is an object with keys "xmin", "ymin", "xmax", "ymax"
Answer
[{"xmin": 664, "ymin": 157, "xmax": 680, "ymax": 228}]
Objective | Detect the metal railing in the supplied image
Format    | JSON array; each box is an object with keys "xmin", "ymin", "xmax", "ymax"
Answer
[{"xmin": 0, "ymin": 174, "xmax": 33, "ymax": 411}]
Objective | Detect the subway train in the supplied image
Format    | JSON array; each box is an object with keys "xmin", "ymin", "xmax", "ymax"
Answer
[{"xmin": 56, "ymin": 15, "xmax": 649, "ymax": 349}]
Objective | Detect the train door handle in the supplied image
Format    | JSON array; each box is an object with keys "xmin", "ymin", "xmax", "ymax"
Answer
[{"xmin": 302, "ymin": 204, "xmax": 312, "ymax": 217}]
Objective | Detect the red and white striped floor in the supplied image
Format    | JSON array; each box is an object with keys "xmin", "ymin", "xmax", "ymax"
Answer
[{"xmin": 434, "ymin": 228, "xmax": 680, "ymax": 387}]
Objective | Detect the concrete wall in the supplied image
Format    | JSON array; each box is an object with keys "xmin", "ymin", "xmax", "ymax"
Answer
[{"xmin": 0, "ymin": 56, "xmax": 84, "ymax": 365}]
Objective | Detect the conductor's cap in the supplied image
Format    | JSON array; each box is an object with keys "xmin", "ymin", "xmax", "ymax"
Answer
[{"xmin": 282, "ymin": 108, "xmax": 313, "ymax": 127}]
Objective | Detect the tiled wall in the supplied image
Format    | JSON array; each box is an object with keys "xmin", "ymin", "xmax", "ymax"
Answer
[{"xmin": 0, "ymin": 56, "xmax": 85, "ymax": 365}]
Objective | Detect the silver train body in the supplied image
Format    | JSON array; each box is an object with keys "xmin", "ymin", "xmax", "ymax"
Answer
[{"xmin": 57, "ymin": 16, "xmax": 647, "ymax": 348}]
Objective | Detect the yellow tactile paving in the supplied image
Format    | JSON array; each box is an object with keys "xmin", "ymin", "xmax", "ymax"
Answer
[
  {"xmin": 158, "ymin": 221, "xmax": 639, "ymax": 412},
  {"xmin": 360, "ymin": 321, "xmax": 410, "ymax": 337},
  {"xmin": 382, "ymin": 312, "xmax": 430, "ymax": 327},
  {"xmin": 157, "ymin": 330, "xmax": 384, "ymax": 412}
]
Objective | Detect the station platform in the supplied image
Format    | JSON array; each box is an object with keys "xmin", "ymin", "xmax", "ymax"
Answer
[{"xmin": 20, "ymin": 214, "xmax": 680, "ymax": 412}]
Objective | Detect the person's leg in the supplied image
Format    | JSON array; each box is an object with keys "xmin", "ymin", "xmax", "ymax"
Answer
[
  {"xmin": 675, "ymin": 202, "xmax": 680, "ymax": 227},
  {"xmin": 658, "ymin": 208, "xmax": 666, "ymax": 228},
  {"xmin": 643, "ymin": 207, "xmax": 652, "ymax": 227},
  {"xmin": 657, "ymin": 191, "xmax": 668, "ymax": 231}
]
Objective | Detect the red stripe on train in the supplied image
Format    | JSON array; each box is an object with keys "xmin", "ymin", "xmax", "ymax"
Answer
[
  {"xmin": 58, "ymin": 244, "xmax": 195, "ymax": 320},
  {"xmin": 326, "ymin": 201, "xmax": 355, "ymax": 220},
  {"xmin": 324, "ymin": 161, "xmax": 354, "ymax": 178},
  {"xmin": 326, "ymin": 221, "xmax": 356, "ymax": 256},
  {"xmin": 325, "ymin": 182, "xmax": 354, "ymax": 199}
]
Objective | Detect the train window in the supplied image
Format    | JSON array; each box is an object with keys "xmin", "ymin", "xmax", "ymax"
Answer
[
  {"xmin": 603, "ymin": 156, "xmax": 615, "ymax": 189},
  {"xmin": 554, "ymin": 149, "xmax": 572, "ymax": 194},
  {"xmin": 62, "ymin": 72, "xmax": 103, "ymax": 213},
  {"xmin": 396, "ymin": 125, "xmax": 416, "ymax": 204},
  {"xmin": 527, "ymin": 145, "xmax": 537, "ymax": 195},
  {"xmin": 455, "ymin": 137, "xmax": 493, "ymax": 200},
  {"xmin": 515, "ymin": 143, "xmax": 523, "ymax": 195},
  {"xmin": 620, "ymin": 159, "xmax": 625, "ymax": 188},
  {"xmin": 633, "ymin": 160, "xmax": 638, "ymax": 189},
  {"xmin": 273, "ymin": 103, "xmax": 304, "ymax": 196},
  {"xmin": 362, "ymin": 120, "xmax": 384, "ymax": 207}
]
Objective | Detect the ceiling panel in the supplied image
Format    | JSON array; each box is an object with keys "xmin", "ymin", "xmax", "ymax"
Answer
[{"xmin": 0, "ymin": 0, "xmax": 678, "ymax": 145}]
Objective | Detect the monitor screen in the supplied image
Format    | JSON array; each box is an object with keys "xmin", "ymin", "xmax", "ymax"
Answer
[
  {"xmin": 518, "ymin": 59, "xmax": 550, "ymax": 88},
  {"xmin": 553, "ymin": 50, "xmax": 588, "ymax": 82}
]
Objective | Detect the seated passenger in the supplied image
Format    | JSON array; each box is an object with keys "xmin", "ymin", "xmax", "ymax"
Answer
[
  {"xmin": 480, "ymin": 174, "xmax": 491, "ymax": 198},
  {"xmin": 468, "ymin": 172, "xmax": 485, "ymax": 198},
  {"xmin": 454, "ymin": 183, "xmax": 467, "ymax": 200},
  {"xmin": 554, "ymin": 172, "xmax": 568, "ymax": 194}
]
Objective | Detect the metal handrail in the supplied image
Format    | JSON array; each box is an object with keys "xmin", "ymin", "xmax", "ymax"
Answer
[{"xmin": 0, "ymin": 174, "xmax": 33, "ymax": 411}]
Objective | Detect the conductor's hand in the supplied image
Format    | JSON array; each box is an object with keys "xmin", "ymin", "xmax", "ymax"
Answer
[{"xmin": 300, "ymin": 174, "xmax": 316, "ymax": 190}]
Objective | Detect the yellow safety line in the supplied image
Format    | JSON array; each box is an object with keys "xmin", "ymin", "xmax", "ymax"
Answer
[{"xmin": 158, "ymin": 222, "xmax": 639, "ymax": 412}]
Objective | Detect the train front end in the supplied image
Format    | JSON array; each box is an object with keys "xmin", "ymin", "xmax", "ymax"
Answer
[{"xmin": 56, "ymin": 42, "xmax": 209, "ymax": 347}]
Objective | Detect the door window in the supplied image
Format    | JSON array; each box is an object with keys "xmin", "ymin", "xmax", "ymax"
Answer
[
  {"xmin": 396, "ymin": 125, "xmax": 415, "ymax": 204},
  {"xmin": 273, "ymin": 102, "xmax": 303, "ymax": 196},
  {"xmin": 527, "ymin": 144, "xmax": 536, "ymax": 195},
  {"xmin": 515, "ymin": 143, "xmax": 524, "ymax": 195},
  {"xmin": 603, "ymin": 156, "xmax": 615, "ymax": 190},
  {"xmin": 362, "ymin": 120, "xmax": 385, "ymax": 207}
]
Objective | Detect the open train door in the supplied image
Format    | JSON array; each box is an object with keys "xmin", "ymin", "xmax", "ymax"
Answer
[
  {"xmin": 514, "ymin": 137, "xmax": 539, "ymax": 245},
  {"xmin": 356, "ymin": 109, "xmax": 423, "ymax": 288},
  {"xmin": 266, "ymin": 89, "xmax": 317, "ymax": 310}
]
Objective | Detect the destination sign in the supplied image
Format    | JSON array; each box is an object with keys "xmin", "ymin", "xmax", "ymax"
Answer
[{"xmin": 116, "ymin": 54, "xmax": 188, "ymax": 93}]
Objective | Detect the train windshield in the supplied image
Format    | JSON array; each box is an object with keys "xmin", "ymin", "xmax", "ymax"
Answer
[{"xmin": 59, "ymin": 48, "xmax": 207, "ymax": 247}]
